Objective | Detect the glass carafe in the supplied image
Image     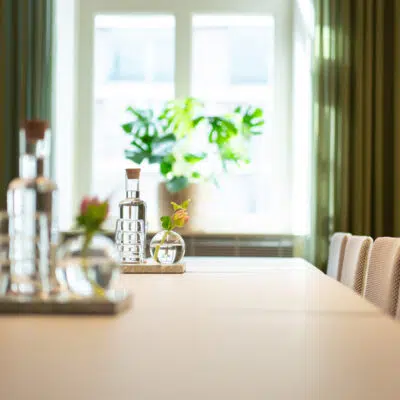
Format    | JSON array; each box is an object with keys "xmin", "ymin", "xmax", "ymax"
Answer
[{"xmin": 115, "ymin": 168, "xmax": 147, "ymax": 263}]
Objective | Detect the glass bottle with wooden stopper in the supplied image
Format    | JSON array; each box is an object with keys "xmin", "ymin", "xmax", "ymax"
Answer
[
  {"xmin": 119, "ymin": 168, "xmax": 146, "ymax": 224},
  {"xmin": 7, "ymin": 120, "xmax": 59, "ymax": 294},
  {"xmin": 115, "ymin": 168, "xmax": 146, "ymax": 263}
]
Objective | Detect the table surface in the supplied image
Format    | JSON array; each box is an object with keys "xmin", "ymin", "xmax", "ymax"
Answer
[{"xmin": 1, "ymin": 257, "xmax": 400, "ymax": 400}]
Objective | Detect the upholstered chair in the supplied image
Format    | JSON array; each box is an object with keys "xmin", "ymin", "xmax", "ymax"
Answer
[
  {"xmin": 326, "ymin": 233, "xmax": 351, "ymax": 280},
  {"xmin": 364, "ymin": 237, "xmax": 400, "ymax": 316},
  {"xmin": 340, "ymin": 236, "xmax": 372, "ymax": 294}
]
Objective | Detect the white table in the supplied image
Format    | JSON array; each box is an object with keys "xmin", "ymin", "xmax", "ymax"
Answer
[{"xmin": 1, "ymin": 257, "xmax": 400, "ymax": 400}]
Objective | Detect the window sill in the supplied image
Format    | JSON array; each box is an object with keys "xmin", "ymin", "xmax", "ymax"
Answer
[{"xmin": 61, "ymin": 230, "xmax": 307, "ymax": 257}]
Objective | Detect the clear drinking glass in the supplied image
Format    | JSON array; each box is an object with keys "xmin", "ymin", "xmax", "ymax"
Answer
[{"xmin": 115, "ymin": 219, "xmax": 145, "ymax": 264}]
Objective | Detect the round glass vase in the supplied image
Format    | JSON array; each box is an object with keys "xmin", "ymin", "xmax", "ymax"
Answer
[
  {"xmin": 150, "ymin": 230, "xmax": 185, "ymax": 265},
  {"xmin": 57, "ymin": 233, "xmax": 121, "ymax": 297}
]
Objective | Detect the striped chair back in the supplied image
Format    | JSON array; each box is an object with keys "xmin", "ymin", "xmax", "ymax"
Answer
[
  {"xmin": 364, "ymin": 237, "xmax": 400, "ymax": 316},
  {"xmin": 340, "ymin": 236, "xmax": 372, "ymax": 294},
  {"xmin": 326, "ymin": 233, "xmax": 351, "ymax": 280}
]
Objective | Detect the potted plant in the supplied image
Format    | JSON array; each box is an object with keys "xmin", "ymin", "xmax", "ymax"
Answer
[{"xmin": 121, "ymin": 97, "xmax": 264, "ymax": 230}]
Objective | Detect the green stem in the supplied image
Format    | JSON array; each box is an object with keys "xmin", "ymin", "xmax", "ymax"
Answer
[
  {"xmin": 153, "ymin": 229, "xmax": 171, "ymax": 263},
  {"xmin": 82, "ymin": 232, "xmax": 106, "ymax": 297}
]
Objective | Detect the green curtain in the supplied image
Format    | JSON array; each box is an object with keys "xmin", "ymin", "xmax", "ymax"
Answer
[
  {"xmin": 0, "ymin": 0, "xmax": 53, "ymax": 209},
  {"xmin": 313, "ymin": 0, "xmax": 400, "ymax": 269}
]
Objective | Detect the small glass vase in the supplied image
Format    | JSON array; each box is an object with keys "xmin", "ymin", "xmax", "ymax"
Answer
[
  {"xmin": 57, "ymin": 233, "xmax": 121, "ymax": 297},
  {"xmin": 150, "ymin": 230, "xmax": 185, "ymax": 265}
]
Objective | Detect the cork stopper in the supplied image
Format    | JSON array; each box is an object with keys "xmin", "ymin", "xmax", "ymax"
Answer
[
  {"xmin": 126, "ymin": 168, "xmax": 141, "ymax": 179},
  {"xmin": 23, "ymin": 120, "xmax": 48, "ymax": 142}
]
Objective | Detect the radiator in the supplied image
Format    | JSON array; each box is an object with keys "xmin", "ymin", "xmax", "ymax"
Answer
[
  {"xmin": 62, "ymin": 232, "xmax": 300, "ymax": 258},
  {"xmin": 182, "ymin": 235, "xmax": 295, "ymax": 257}
]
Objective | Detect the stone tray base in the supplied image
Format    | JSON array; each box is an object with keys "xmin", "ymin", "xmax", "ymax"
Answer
[
  {"xmin": 0, "ymin": 290, "xmax": 132, "ymax": 315},
  {"xmin": 122, "ymin": 260, "xmax": 186, "ymax": 274}
]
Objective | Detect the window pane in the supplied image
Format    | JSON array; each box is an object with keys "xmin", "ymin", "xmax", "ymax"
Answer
[
  {"xmin": 192, "ymin": 15, "xmax": 283, "ymax": 233},
  {"xmin": 93, "ymin": 15, "xmax": 175, "ymax": 224},
  {"xmin": 192, "ymin": 15, "xmax": 274, "ymax": 102},
  {"xmin": 107, "ymin": 31, "xmax": 146, "ymax": 81},
  {"xmin": 230, "ymin": 27, "xmax": 270, "ymax": 84}
]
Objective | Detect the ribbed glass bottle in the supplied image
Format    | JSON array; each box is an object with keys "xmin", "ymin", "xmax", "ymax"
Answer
[{"xmin": 115, "ymin": 168, "xmax": 146, "ymax": 263}]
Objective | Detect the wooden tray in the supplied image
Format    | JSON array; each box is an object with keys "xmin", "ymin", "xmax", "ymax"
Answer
[
  {"xmin": 0, "ymin": 289, "xmax": 132, "ymax": 315},
  {"xmin": 122, "ymin": 259, "xmax": 185, "ymax": 274}
]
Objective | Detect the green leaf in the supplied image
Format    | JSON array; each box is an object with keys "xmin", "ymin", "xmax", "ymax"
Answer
[
  {"xmin": 220, "ymin": 119, "xmax": 237, "ymax": 134},
  {"xmin": 148, "ymin": 155, "xmax": 165, "ymax": 164},
  {"xmin": 122, "ymin": 122, "xmax": 133, "ymax": 133},
  {"xmin": 160, "ymin": 216, "xmax": 172, "ymax": 230},
  {"xmin": 159, "ymin": 154, "xmax": 175, "ymax": 176},
  {"xmin": 181, "ymin": 199, "xmax": 191, "ymax": 209},
  {"xmin": 151, "ymin": 134, "xmax": 176, "ymax": 158},
  {"xmin": 240, "ymin": 107, "xmax": 265, "ymax": 137},
  {"xmin": 124, "ymin": 105, "xmax": 166, "ymax": 157},
  {"xmin": 192, "ymin": 171, "xmax": 201, "ymax": 179},
  {"xmin": 141, "ymin": 134, "xmax": 154, "ymax": 145},
  {"xmin": 155, "ymin": 134, "xmax": 176, "ymax": 144},
  {"xmin": 124, "ymin": 150, "xmax": 148, "ymax": 164},
  {"xmin": 160, "ymin": 159, "xmax": 173, "ymax": 175},
  {"xmin": 193, "ymin": 116, "xmax": 205, "ymax": 127},
  {"xmin": 159, "ymin": 97, "xmax": 204, "ymax": 139},
  {"xmin": 183, "ymin": 152, "xmax": 207, "ymax": 164},
  {"xmin": 170, "ymin": 202, "xmax": 181, "ymax": 211},
  {"xmin": 207, "ymin": 116, "xmax": 239, "ymax": 148},
  {"xmin": 77, "ymin": 201, "xmax": 109, "ymax": 233},
  {"xmin": 127, "ymin": 107, "xmax": 150, "ymax": 124},
  {"xmin": 165, "ymin": 176, "xmax": 190, "ymax": 193},
  {"xmin": 251, "ymin": 108, "xmax": 263, "ymax": 119},
  {"xmin": 129, "ymin": 140, "xmax": 146, "ymax": 152},
  {"xmin": 76, "ymin": 215, "xmax": 86, "ymax": 227}
]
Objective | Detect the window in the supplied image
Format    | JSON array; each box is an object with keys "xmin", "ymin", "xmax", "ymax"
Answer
[
  {"xmin": 92, "ymin": 15, "xmax": 175, "ymax": 225},
  {"xmin": 54, "ymin": 0, "xmax": 312, "ymax": 235},
  {"xmin": 191, "ymin": 15, "xmax": 277, "ymax": 233}
]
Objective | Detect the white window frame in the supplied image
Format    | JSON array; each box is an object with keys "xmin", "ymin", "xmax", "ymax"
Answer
[{"xmin": 55, "ymin": 0, "xmax": 294, "ymax": 232}]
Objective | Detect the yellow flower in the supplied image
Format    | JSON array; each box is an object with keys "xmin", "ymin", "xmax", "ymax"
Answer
[{"xmin": 173, "ymin": 209, "xmax": 189, "ymax": 227}]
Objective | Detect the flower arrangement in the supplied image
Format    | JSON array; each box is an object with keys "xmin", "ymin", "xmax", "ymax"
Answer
[
  {"xmin": 153, "ymin": 199, "xmax": 190, "ymax": 262},
  {"xmin": 76, "ymin": 196, "xmax": 111, "ymax": 296},
  {"xmin": 76, "ymin": 196, "xmax": 109, "ymax": 254}
]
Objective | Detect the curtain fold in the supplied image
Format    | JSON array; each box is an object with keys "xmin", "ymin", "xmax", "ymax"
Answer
[
  {"xmin": 0, "ymin": 0, "xmax": 53, "ymax": 209},
  {"xmin": 313, "ymin": 0, "xmax": 400, "ymax": 269}
]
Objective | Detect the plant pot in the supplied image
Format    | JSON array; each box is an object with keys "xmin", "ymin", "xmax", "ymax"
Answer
[{"xmin": 157, "ymin": 182, "xmax": 212, "ymax": 233}]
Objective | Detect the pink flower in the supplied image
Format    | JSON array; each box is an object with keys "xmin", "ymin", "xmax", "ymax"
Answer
[
  {"xmin": 80, "ymin": 196, "xmax": 101, "ymax": 216},
  {"xmin": 173, "ymin": 209, "xmax": 189, "ymax": 226},
  {"xmin": 80, "ymin": 197, "xmax": 90, "ymax": 215},
  {"xmin": 77, "ymin": 195, "xmax": 109, "ymax": 237}
]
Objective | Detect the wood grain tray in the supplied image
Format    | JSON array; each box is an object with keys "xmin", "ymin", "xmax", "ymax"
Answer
[
  {"xmin": 122, "ymin": 259, "xmax": 186, "ymax": 274},
  {"xmin": 0, "ymin": 290, "xmax": 132, "ymax": 315}
]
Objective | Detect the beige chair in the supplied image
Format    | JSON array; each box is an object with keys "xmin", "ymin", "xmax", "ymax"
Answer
[
  {"xmin": 364, "ymin": 237, "xmax": 400, "ymax": 316},
  {"xmin": 396, "ymin": 292, "xmax": 400, "ymax": 320},
  {"xmin": 340, "ymin": 236, "xmax": 373, "ymax": 294},
  {"xmin": 326, "ymin": 232, "xmax": 351, "ymax": 280}
]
